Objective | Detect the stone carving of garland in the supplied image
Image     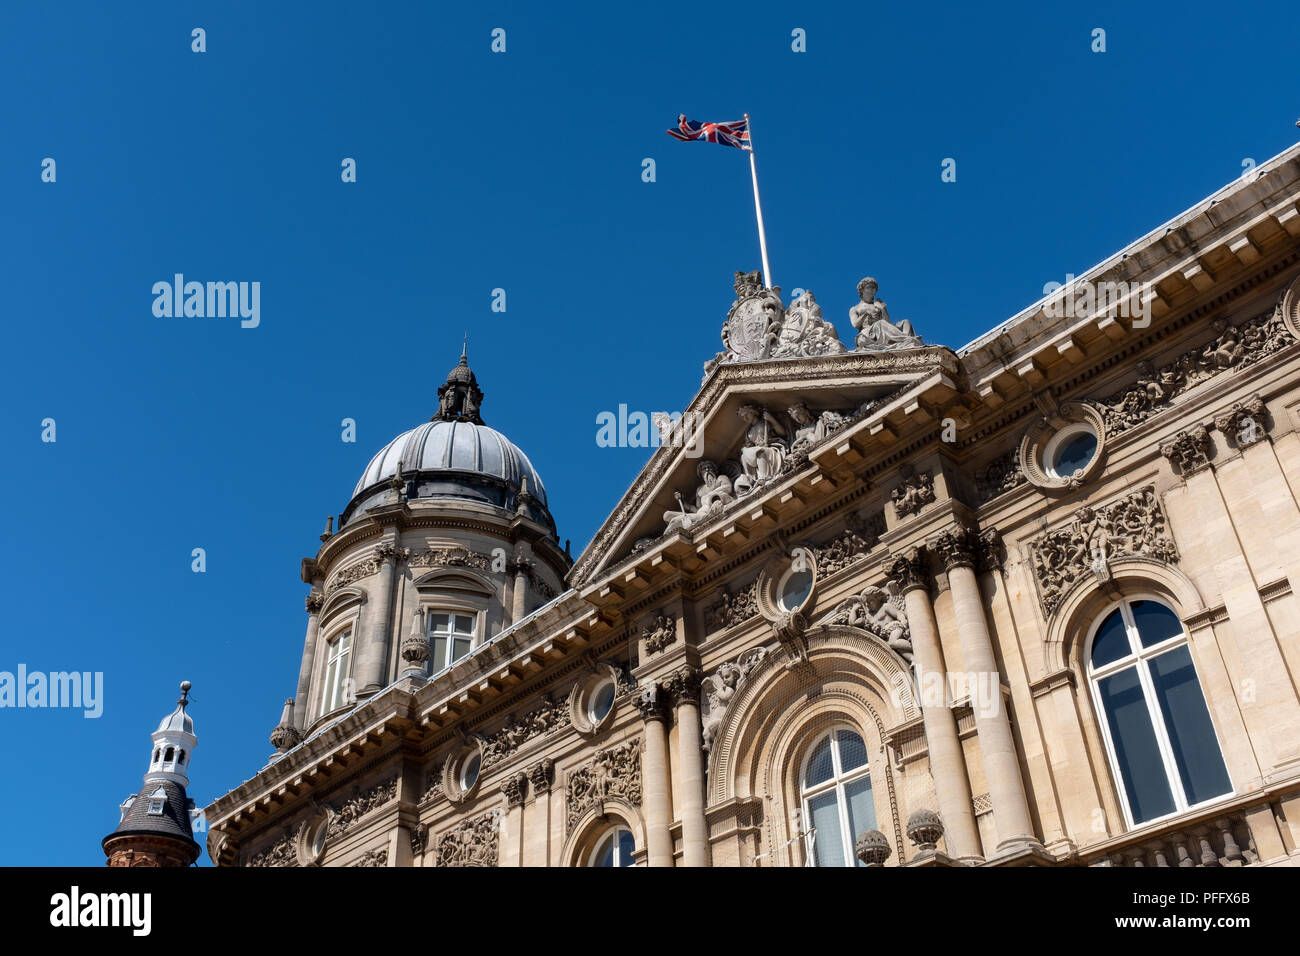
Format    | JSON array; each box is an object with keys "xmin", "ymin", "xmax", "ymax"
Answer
[
  {"xmin": 706, "ymin": 579, "xmax": 759, "ymax": 633},
  {"xmin": 247, "ymin": 829, "xmax": 298, "ymax": 868},
  {"xmin": 812, "ymin": 512, "xmax": 885, "ymax": 576},
  {"xmin": 1099, "ymin": 308, "xmax": 1293, "ymax": 438},
  {"xmin": 1029, "ymin": 486, "xmax": 1178, "ymax": 616},
  {"xmin": 974, "ymin": 448, "xmax": 1026, "ymax": 503},
  {"xmin": 479, "ymin": 696, "xmax": 572, "ymax": 770},
  {"xmin": 325, "ymin": 777, "xmax": 398, "ymax": 840},
  {"xmin": 565, "ymin": 738, "xmax": 643, "ymax": 834},
  {"xmin": 435, "ymin": 810, "xmax": 500, "ymax": 867},
  {"xmin": 355, "ymin": 847, "xmax": 388, "ymax": 867},
  {"xmin": 409, "ymin": 546, "xmax": 494, "ymax": 571}
]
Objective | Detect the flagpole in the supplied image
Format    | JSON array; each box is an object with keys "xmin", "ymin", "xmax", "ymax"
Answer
[{"xmin": 744, "ymin": 113, "xmax": 773, "ymax": 290}]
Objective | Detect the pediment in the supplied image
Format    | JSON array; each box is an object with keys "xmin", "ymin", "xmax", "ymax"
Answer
[{"xmin": 569, "ymin": 347, "xmax": 962, "ymax": 587}]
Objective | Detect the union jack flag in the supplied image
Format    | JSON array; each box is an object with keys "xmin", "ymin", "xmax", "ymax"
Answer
[{"xmin": 665, "ymin": 114, "xmax": 751, "ymax": 150}]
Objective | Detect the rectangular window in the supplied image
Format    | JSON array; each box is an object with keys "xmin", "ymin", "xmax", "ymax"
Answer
[
  {"xmin": 427, "ymin": 612, "xmax": 476, "ymax": 672},
  {"xmin": 321, "ymin": 628, "xmax": 353, "ymax": 716}
]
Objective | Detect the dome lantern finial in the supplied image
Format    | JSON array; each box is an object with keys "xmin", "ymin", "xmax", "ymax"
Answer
[{"xmin": 432, "ymin": 345, "xmax": 485, "ymax": 425}]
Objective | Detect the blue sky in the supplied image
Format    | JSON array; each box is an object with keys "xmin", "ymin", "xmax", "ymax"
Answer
[{"xmin": 1, "ymin": 1, "xmax": 1297, "ymax": 865}]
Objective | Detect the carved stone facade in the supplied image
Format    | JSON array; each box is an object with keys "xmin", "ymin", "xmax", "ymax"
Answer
[
  {"xmin": 203, "ymin": 147, "xmax": 1300, "ymax": 873},
  {"xmin": 565, "ymin": 739, "xmax": 643, "ymax": 834}
]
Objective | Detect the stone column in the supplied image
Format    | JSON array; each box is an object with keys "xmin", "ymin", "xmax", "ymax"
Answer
[
  {"xmin": 294, "ymin": 590, "xmax": 324, "ymax": 730},
  {"xmin": 359, "ymin": 545, "xmax": 403, "ymax": 696},
  {"xmin": 888, "ymin": 548, "xmax": 982, "ymax": 861},
  {"xmin": 502, "ymin": 772, "xmax": 528, "ymax": 867},
  {"xmin": 637, "ymin": 682, "xmax": 674, "ymax": 866},
  {"xmin": 932, "ymin": 527, "xmax": 1038, "ymax": 853},
  {"xmin": 666, "ymin": 665, "xmax": 710, "ymax": 866},
  {"xmin": 527, "ymin": 759, "xmax": 554, "ymax": 866},
  {"xmin": 510, "ymin": 542, "xmax": 533, "ymax": 625}
]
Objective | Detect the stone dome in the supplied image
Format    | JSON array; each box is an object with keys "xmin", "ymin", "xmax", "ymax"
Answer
[{"xmin": 352, "ymin": 419, "xmax": 548, "ymax": 506}]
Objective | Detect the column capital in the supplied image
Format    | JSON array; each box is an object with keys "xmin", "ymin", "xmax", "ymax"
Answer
[
  {"xmin": 376, "ymin": 543, "xmax": 409, "ymax": 565},
  {"xmin": 527, "ymin": 757, "xmax": 555, "ymax": 794},
  {"xmin": 932, "ymin": 526, "xmax": 978, "ymax": 573},
  {"xmin": 502, "ymin": 771, "xmax": 528, "ymax": 808},
  {"xmin": 975, "ymin": 528, "xmax": 1005, "ymax": 572},
  {"xmin": 886, "ymin": 547, "xmax": 931, "ymax": 594},
  {"xmin": 305, "ymin": 590, "xmax": 324, "ymax": 614},
  {"xmin": 663, "ymin": 665, "xmax": 703, "ymax": 709},
  {"xmin": 636, "ymin": 682, "xmax": 671, "ymax": 723}
]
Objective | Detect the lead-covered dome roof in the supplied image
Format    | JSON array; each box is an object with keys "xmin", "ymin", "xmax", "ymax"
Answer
[{"xmin": 342, "ymin": 351, "xmax": 556, "ymax": 535}]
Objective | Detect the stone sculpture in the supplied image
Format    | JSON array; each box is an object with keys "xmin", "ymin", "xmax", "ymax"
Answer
[
  {"xmin": 850, "ymin": 277, "xmax": 923, "ymax": 352},
  {"xmin": 662, "ymin": 460, "xmax": 736, "ymax": 536}
]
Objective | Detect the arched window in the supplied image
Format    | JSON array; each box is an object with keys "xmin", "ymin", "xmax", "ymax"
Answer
[
  {"xmin": 321, "ymin": 628, "xmax": 354, "ymax": 716},
  {"xmin": 1087, "ymin": 598, "xmax": 1232, "ymax": 827},
  {"xmin": 588, "ymin": 826, "xmax": 635, "ymax": 867},
  {"xmin": 164, "ymin": 746, "xmax": 174, "ymax": 762},
  {"xmin": 800, "ymin": 726, "xmax": 875, "ymax": 867}
]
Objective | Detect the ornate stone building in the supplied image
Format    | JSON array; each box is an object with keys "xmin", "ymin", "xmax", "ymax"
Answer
[{"xmin": 202, "ymin": 144, "xmax": 1300, "ymax": 867}]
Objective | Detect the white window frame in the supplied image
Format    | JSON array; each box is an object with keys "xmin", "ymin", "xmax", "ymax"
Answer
[
  {"xmin": 426, "ymin": 610, "xmax": 478, "ymax": 674},
  {"xmin": 588, "ymin": 826, "xmax": 635, "ymax": 867},
  {"xmin": 1085, "ymin": 594, "xmax": 1234, "ymax": 830},
  {"xmin": 799, "ymin": 725, "xmax": 873, "ymax": 867},
  {"xmin": 320, "ymin": 626, "xmax": 354, "ymax": 717}
]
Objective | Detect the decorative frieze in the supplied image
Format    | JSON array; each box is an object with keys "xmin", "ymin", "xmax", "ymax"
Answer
[
  {"xmin": 1029, "ymin": 487, "xmax": 1179, "ymax": 616},
  {"xmin": 434, "ymin": 811, "xmax": 500, "ymax": 867},
  {"xmin": 325, "ymin": 777, "xmax": 398, "ymax": 840},
  {"xmin": 974, "ymin": 448, "xmax": 1026, "ymax": 503},
  {"xmin": 355, "ymin": 847, "xmax": 388, "ymax": 867},
  {"xmin": 327, "ymin": 556, "xmax": 383, "ymax": 594},
  {"xmin": 891, "ymin": 466, "xmax": 935, "ymax": 519},
  {"xmin": 1100, "ymin": 308, "xmax": 1292, "ymax": 437},
  {"xmin": 812, "ymin": 512, "xmax": 886, "ymax": 577},
  {"xmin": 1160, "ymin": 426, "xmax": 1214, "ymax": 476},
  {"xmin": 642, "ymin": 613, "xmax": 676, "ymax": 656},
  {"xmin": 480, "ymin": 697, "xmax": 571, "ymax": 769},
  {"xmin": 246, "ymin": 830, "xmax": 297, "ymax": 868},
  {"xmin": 565, "ymin": 739, "xmax": 643, "ymax": 833},
  {"xmin": 705, "ymin": 579, "xmax": 759, "ymax": 633},
  {"xmin": 409, "ymin": 546, "xmax": 494, "ymax": 571}
]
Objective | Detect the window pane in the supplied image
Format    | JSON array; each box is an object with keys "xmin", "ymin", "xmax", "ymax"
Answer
[
  {"xmin": 807, "ymin": 791, "xmax": 845, "ymax": 867},
  {"xmin": 805, "ymin": 737, "xmax": 834, "ymax": 788},
  {"xmin": 338, "ymin": 630, "xmax": 351, "ymax": 651},
  {"xmin": 590, "ymin": 682, "xmax": 615, "ymax": 723},
  {"xmin": 592, "ymin": 834, "xmax": 615, "ymax": 867},
  {"xmin": 780, "ymin": 569, "xmax": 814, "ymax": 611},
  {"xmin": 431, "ymin": 635, "xmax": 448, "ymax": 670},
  {"xmin": 836, "ymin": 730, "xmax": 868, "ymax": 772},
  {"xmin": 454, "ymin": 615, "xmax": 475, "ymax": 634},
  {"xmin": 616, "ymin": 829, "xmax": 635, "ymax": 866},
  {"xmin": 844, "ymin": 776, "xmax": 876, "ymax": 867},
  {"xmin": 1132, "ymin": 600, "xmax": 1183, "ymax": 648},
  {"xmin": 1091, "ymin": 609, "xmax": 1130, "ymax": 669},
  {"xmin": 1098, "ymin": 666, "xmax": 1176, "ymax": 824},
  {"xmin": 1148, "ymin": 646, "xmax": 1232, "ymax": 806},
  {"xmin": 1053, "ymin": 432, "xmax": 1097, "ymax": 476},
  {"xmin": 452, "ymin": 637, "xmax": 472, "ymax": 662},
  {"xmin": 429, "ymin": 613, "xmax": 450, "ymax": 634}
]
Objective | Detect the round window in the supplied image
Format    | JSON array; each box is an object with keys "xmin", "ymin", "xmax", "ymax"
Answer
[
  {"xmin": 1045, "ymin": 424, "xmax": 1098, "ymax": 480},
  {"xmin": 459, "ymin": 752, "xmax": 481, "ymax": 792},
  {"xmin": 778, "ymin": 565, "xmax": 814, "ymax": 612},
  {"xmin": 588, "ymin": 679, "xmax": 616, "ymax": 725}
]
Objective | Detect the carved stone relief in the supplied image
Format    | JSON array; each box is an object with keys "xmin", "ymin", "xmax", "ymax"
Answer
[
  {"xmin": 891, "ymin": 466, "xmax": 935, "ymax": 519},
  {"xmin": 1029, "ymin": 487, "xmax": 1179, "ymax": 615},
  {"xmin": 819, "ymin": 582, "xmax": 912, "ymax": 662},
  {"xmin": 642, "ymin": 613, "xmax": 675, "ymax": 656},
  {"xmin": 1160, "ymin": 426, "xmax": 1214, "ymax": 477},
  {"xmin": 565, "ymin": 739, "xmax": 643, "ymax": 833},
  {"xmin": 434, "ymin": 810, "xmax": 500, "ymax": 867},
  {"xmin": 701, "ymin": 647, "xmax": 774, "ymax": 763},
  {"xmin": 325, "ymin": 778, "xmax": 398, "ymax": 840}
]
